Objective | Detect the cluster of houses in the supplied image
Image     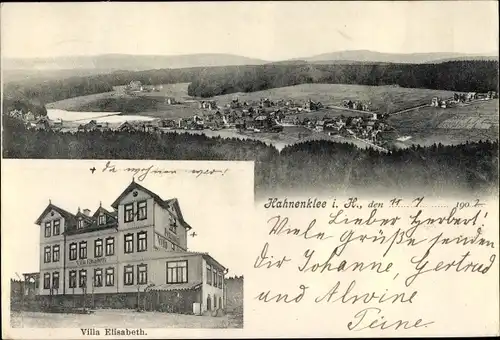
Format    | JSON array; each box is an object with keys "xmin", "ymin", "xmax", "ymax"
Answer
[
  {"xmin": 77, "ymin": 120, "xmax": 161, "ymax": 133},
  {"xmin": 126, "ymin": 81, "xmax": 163, "ymax": 93},
  {"xmin": 342, "ymin": 100, "xmax": 371, "ymax": 111},
  {"xmin": 431, "ymin": 91, "xmax": 498, "ymax": 108},
  {"xmin": 171, "ymin": 97, "xmax": 326, "ymax": 133},
  {"xmin": 6, "ymin": 109, "xmax": 61, "ymax": 131},
  {"xmin": 299, "ymin": 112, "xmax": 388, "ymax": 143}
]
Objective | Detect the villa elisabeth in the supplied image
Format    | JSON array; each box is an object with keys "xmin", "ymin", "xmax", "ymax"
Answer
[{"xmin": 24, "ymin": 180, "xmax": 227, "ymax": 314}]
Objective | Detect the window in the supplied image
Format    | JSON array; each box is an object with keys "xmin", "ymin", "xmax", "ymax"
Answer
[
  {"xmin": 69, "ymin": 243, "xmax": 77, "ymax": 261},
  {"xmin": 124, "ymin": 234, "xmax": 134, "ymax": 253},
  {"xmin": 124, "ymin": 265, "xmax": 134, "ymax": 285},
  {"xmin": 137, "ymin": 231, "xmax": 147, "ymax": 252},
  {"xmin": 77, "ymin": 218, "xmax": 84, "ymax": 229},
  {"xmin": 105, "ymin": 237, "xmax": 115, "ymax": 256},
  {"xmin": 214, "ymin": 270, "xmax": 218, "ymax": 288},
  {"xmin": 206, "ymin": 264, "xmax": 212, "ymax": 285},
  {"xmin": 52, "ymin": 245, "xmax": 60, "ymax": 262},
  {"xmin": 43, "ymin": 273, "xmax": 50, "ymax": 289},
  {"xmin": 44, "ymin": 222, "xmax": 51, "ymax": 237},
  {"xmin": 79, "ymin": 241, "xmax": 87, "ymax": 259},
  {"xmin": 169, "ymin": 220, "xmax": 177, "ymax": 234},
  {"xmin": 124, "ymin": 203, "xmax": 134, "ymax": 222},
  {"xmin": 166, "ymin": 261, "xmax": 188, "ymax": 284},
  {"xmin": 79, "ymin": 269, "xmax": 87, "ymax": 288},
  {"xmin": 94, "ymin": 268, "xmax": 103, "ymax": 287},
  {"xmin": 53, "ymin": 219, "xmax": 60, "ymax": 236},
  {"xmin": 137, "ymin": 264, "xmax": 148, "ymax": 284},
  {"xmin": 105, "ymin": 268, "xmax": 114, "ymax": 286},
  {"xmin": 218, "ymin": 273, "xmax": 223, "ymax": 289},
  {"xmin": 98, "ymin": 214, "xmax": 106, "ymax": 225},
  {"xmin": 52, "ymin": 272, "xmax": 59, "ymax": 289},
  {"xmin": 94, "ymin": 239, "xmax": 103, "ymax": 258},
  {"xmin": 44, "ymin": 246, "xmax": 51, "ymax": 263},
  {"xmin": 137, "ymin": 201, "xmax": 147, "ymax": 220},
  {"xmin": 69, "ymin": 270, "xmax": 77, "ymax": 288},
  {"xmin": 212, "ymin": 269, "xmax": 217, "ymax": 288}
]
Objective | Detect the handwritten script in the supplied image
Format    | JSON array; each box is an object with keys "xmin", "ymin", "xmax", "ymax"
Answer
[
  {"xmin": 100, "ymin": 161, "xmax": 228, "ymax": 181},
  {"xmin": 254, "ymin": 196, "xmax": 496, "ymax": 332}
]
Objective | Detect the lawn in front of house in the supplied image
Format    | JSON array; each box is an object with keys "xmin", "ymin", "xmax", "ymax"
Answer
[{"xmin": 10, "ymin": 309, "xmax": 242, "ymax": 329}]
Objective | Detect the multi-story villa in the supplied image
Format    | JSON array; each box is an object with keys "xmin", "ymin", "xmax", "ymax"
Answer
[{"xmin": 31, "ymin": 180, "xmax": 227, "ymax": 314}]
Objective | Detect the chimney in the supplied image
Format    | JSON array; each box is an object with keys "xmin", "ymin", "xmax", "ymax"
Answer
[{"xmin": 83, "ymin": 209, "xmax": 91, "ymax": 216}]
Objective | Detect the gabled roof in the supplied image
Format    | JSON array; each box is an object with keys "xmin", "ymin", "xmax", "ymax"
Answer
[
  {"xmin": 34, "ymin": 203, "xmax": 76, "ymax": 226},
  {"xmin": 110, "ymin": 181, "xmax": 192, "ymax": 230},
  {"xmin": 165, "ymin": 198, "xmax": 192, "ymax": 231},
  {"xmin": 111, "ymin": 181, "xmax": 163, "ymax": 209},
  {"xmin": 92, "ymin": 206, "xmax": 115, "ymax": 219}
]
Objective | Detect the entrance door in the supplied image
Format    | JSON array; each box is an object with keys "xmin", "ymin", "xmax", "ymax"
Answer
[{"xmin": 207, "ymin": 294, "xmax": 211, "ymax": 311}]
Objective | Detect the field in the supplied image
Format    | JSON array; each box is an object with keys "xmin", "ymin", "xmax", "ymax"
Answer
[
  {"xmin": 210, "ymin": 83, "xmax": 458, "ymax": 114},
  {"xmin": 387, "ymin": 99, "xmax": 499, "ymax": 148},
  {"xmin": 48, "ymin": 83, "xmax": 458, "ymax": 118},
  {"xmin": 10, "ymin": 309, "xmax": 242, "ymax": 328},
  {"xmin": 47, "ymin": 83, "xmax": 203, "ymax": 119}
]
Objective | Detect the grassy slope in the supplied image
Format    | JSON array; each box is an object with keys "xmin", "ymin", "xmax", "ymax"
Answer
[
  {"xmin": 48, "ymin": 83, "xmax": 458, "ymax": 115},
  {"xmin": 210, "ymin": 83, "xmax": 458, "ymax": 114},
  {"xmin": 47, "ymin": 83, "xmax": 204, "ymax": 118},
  {"xmin": 388, "ymin": 99, "xmax": 499, "ymax": 147}
]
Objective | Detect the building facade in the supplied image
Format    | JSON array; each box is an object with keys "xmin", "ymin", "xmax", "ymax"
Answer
[{"xmin": 31, "ymin": 180, "xmax": 226, "ymax": 313}]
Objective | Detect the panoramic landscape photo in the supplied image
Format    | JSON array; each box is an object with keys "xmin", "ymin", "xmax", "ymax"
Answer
[{"xmin": 2, "ymin": 1, "xmax": 499, "ymax": 198}]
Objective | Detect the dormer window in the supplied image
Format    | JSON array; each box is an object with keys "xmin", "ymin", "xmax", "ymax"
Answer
[
  {"xmin": 98, "ymin": 214, "xmax": 106, "ymax": 225},
  {"xmin": 77, "ymin": 218, "xmax": 84, "ymax": 229}
]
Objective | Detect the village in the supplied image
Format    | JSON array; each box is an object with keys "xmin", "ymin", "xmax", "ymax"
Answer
[{"xmin": 6, "ymin": 80, "xmax": 498, "ymax": 149}]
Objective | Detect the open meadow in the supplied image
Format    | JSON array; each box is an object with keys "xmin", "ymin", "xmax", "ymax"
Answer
[
  {"xmin": 48, "ymin": 83, "xmax": 459, "ymax": 118},
  {"xmin": 387, "ymin": 99, "xmax": 499, "ymax": 148},
  {"xmin": 210, "ymin": 83, "xmax": 458, "ymax": 114},
  {"xmin": 47, "ymin": 83, "xmax": 203, "ymax": 119}
]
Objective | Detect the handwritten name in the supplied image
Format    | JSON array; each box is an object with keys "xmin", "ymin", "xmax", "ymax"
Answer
[{"xmin": 347, "ymin": 307, "xmax": 434, "ymax": 331}]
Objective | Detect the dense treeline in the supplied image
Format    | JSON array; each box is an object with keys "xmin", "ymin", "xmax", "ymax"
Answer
[
  {"xmin": 3, "ymin": 60, "xmax": 498, "ymax": 113},
  {"xmin": 3, "ymin": 116, "xmax": 498, "ymax": 196},
  {"xmin": 188, "ymin": 60, "xmax": 499, "ymax": 97}
]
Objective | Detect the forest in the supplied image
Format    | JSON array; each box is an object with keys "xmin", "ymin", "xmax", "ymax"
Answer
[
  {"xmin": 187, "ymin": 60, "xmax": 499, "ymax": 97},
  {"xmin": 3, "ymin": 116, "xmax": 498, "ymax": 197},
  {"xmin": 3, "ymin": 60, "xmax": 498, "ymax": 113}
]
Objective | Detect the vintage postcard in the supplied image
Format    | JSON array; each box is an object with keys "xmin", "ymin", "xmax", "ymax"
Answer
[{"xmin": 1, "ymin": 1, "xmax": 499, "ymax": 338}]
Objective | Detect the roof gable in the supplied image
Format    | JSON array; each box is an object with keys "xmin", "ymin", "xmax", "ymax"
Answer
[
  {"xmin": 92, "ymin": 206, "xmax": 115, "ymax": 219},
  {"xmin": 110, "ymin": 181, "xmax": 192, "ymax": 230},
  {"xmin": 35, "ymin": 203, "xmax": 76, "ymax": 226},
  {"xmin": 165, "ymin": 198, "xmax": 191, "ymax": 231},
  {"xmin": 111, "ymin": 181, "xmax": 164, "ymax": 209}
]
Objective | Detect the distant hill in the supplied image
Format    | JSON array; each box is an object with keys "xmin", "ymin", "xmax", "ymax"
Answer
[
  {"xmin": 296, "ymin": 50, "xmax": 498, "ymax": 64},
  {"xmin": 2, "ymin": 53, "xmax": 269, "ymax": 73}
]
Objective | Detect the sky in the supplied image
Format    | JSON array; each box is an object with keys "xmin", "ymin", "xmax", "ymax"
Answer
[
  {"xmin": 1, "ymin": 1, "xmax": 498, "ymax": 60},
  {"xmin": 1, "ymin": 160, "xmax": 254, "ymax": 280}
]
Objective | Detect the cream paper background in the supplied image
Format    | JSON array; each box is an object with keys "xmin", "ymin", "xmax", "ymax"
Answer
[{"xmin": 1, "ymin": 1, "xmax": 499, "ymax": 338}]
